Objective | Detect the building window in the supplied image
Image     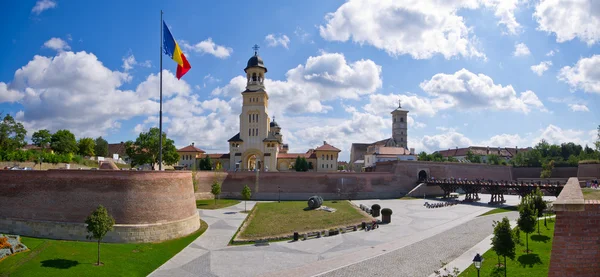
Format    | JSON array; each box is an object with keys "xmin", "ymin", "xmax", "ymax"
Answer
[
  {"xmin": 321, "ymin": 154, "xmax": 324, "ymax": 160},
  {"xmin": 400, "ymin": 117, "xmax": 404, "ymax": 122},
  {"xmin": 322, "ymin": 164, "xmax": 324, "ymax": 168},
  {"xmin": 249, "ymin": 129, "xmax": 251, "ymax": 136},
  {"xmin": 248, "ymin": 114, "xmax": 251, "ymax": 123}
]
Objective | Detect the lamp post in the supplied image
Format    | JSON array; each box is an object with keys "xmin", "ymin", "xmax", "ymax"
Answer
[
  {"xmin": 39, "ymin": 157, "xmax": 43, "ymax": 170},
  {"xmin": 278, "ymin": 185, "xmax": 281, "ymax": 203},
  {"xmin": 472, "ymin": 253, "xmax": 483, "ymax": 277}
]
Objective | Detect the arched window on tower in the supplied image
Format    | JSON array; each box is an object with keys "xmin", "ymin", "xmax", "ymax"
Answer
[
  {"xmin": 400, "ymin": 117, "xmax": 404, "ymax": 122},
  {"xmin": 252, "ymin": 73, "xmax": 257, "ymax": 82}
]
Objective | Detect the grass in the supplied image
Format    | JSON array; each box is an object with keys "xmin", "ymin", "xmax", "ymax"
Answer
[
  {"xmin": 582, "ymin": 188, "xmax": 600, "ymax": 200},
  {"xmin": 398, "ymin": 196, "xmax": 421, "ymax": 200},
  {"xmin": 238, "ymin": 200, "xmax": 371, "ymax": 240},
  {"xmin": 196, "ymin": 199, "xmax": 240, "ymax": 209},
  {"xmin": 478, "ymin": 206, "xmax": 519, "ymax": 217},
  {"xmin": 0, "ymin": 220, "xmax": 207, "ymax": 277},
  {"xmin": 459, "ymin": 220, "xmax": 555, "ymax": 277}
]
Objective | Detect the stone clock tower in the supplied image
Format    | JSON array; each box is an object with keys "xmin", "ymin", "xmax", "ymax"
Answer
[{"xmin": 391, "ymin": 101, "xmax": 408, "ymax": 148}]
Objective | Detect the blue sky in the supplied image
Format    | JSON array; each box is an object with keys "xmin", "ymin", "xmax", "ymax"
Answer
[{"xmin": 1, "ymin": 0, "xmax": 599, "ymax": 161}]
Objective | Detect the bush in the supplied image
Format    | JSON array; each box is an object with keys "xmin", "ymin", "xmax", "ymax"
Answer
[{"xmin": 381, "ymin": 208, "xmax": 393, "ymax": 215}]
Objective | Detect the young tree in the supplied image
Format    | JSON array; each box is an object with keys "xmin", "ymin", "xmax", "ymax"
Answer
[
  {"xmin": 531, "ymin": 188, "xmax": 547, "ymax": 234},
  {"xmin": 51, "ymin": 129, "xmax": 78, "ymax": 154},
  {"xmin": 241, "ymin": 185, "xmax": 252, "ymax": 212},
  {"xmin": 125, "ymin": 127, "xmax": 179, "ymax": 169},
  {"xmin": 0, "ymin": 114, "xmax": 27, "ymax": 152},
  {"xmin": 294, "ymin": 156, "xmax": 302, "ymax": 171},
  {"xmin": 32, "ymin": 129, "xmax": 52, "ymax": 149},
  {"xmin": 78, "ymin": 137, "xmax": 96, "ymax": 157},
  {"xmin": 492, "ymin": 217, "xmax": 515, "ymax": 277},
  {"xmin": 466, "ymin": 150, "xmax": 482, "ymax": 163},
  {"xmin": 85, "ymin": 205, "xmax": 115, "ymax": 266},
  {"xmin": 540, "ymin": 160, "xmax": 554, "ymax": 178},
  {"xmin": 211, "ymin": 180, "xmax": 221, "ymax": 205},
  {"xmin": 487, "ymin": 154, "xmax": 502, "ymax": 165},
  {"xmin": 418, "ymin": 151, "xmax": 430, "ymax": 161},
  {"xmin": 308, "ymin": 161, "xmax": 313, "ymax": 170},
  {"xmin": 94, "ymin": 136, "xmax": 109, "ymax": 157},
  {"xmin": 301, "ymin": 157, "xmax": 309, "ymax": 171},
  {"xmin": 517, "ymin": 195, "xmax": 536, "ymax": 253}
]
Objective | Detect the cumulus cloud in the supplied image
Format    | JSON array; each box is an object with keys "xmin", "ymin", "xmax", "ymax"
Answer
[
  {"xmin": 43, "ymin": 38, "xmax": 70, "ymax": 52},
  {"xmin": 530, "ymin": 61, "xmax": 552, "ymax": 76},
  {"xmin": 481, "ymin": 133, "xmax": 527, "ymax": 148},
  {"xmin": 558, "ymin": 55, "xmax": 600, "ymax": 94},
  {"xmin": 546, "ymin": 49, "xmax": 558, "ymax": 56},
  {"xmin": 534, "ymin": 0, "xmax": 600, "ymax": 45},
  {"xmin": 31, "ymin": 0, "xmax": 56, "ymax": 15},
  {"xmin": 265, "ymin": 34, "xmax": 290, "ymax": 49},
  {"xmin": 181, "ymin": 38, "xmax": 233, "ymax": 59},
  {"xmin": 363, "ymin": 93, "xmax": 451, "ymax": 117},
  {"xmin": 0, "ymin": 82, "xmax": 23, "ymax": 103},
  {"xmin": 318, "ymin": 0, "xmax": 488, "ymax": 59},
  {"xmin": 121, "ymin": 54, "xmax": 151, "ymax": 71},
  {"xmin": 294, "ymin": 27, "xmax": 312, "ymax": 43},
  {"xmin": 480, "ymin": 0, "xmax": 524, "ymax": 35},
  {"xmin": 513, "ymin": 42, "xmax": 530, "ymax": 56},
  {"xmin": 213, "ymin": 52, "xmax": 382, "ymax": 115},
  {"xmin": 534, "ymin": 124, "xmax": 594, "ymax": 146},
  {"xmin": 569, "ymin": 104, "xmax": 589, "ymax": 112},
  {"xmin": 419, "ymin": 69, "xmax": 546, "ymax": 114}
]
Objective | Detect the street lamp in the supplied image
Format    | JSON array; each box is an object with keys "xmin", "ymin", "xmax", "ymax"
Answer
[
  {"xmin": 472, "ymin": 253, "xmax": 483, "ymax": 277},
  {"xmin": 278, "ymin": 185, "xmax": 281, "ymax": 203}
]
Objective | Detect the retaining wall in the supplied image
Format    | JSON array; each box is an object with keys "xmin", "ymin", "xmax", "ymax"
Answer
[
  {"xmin": 0, "ymin": 170, "xmax": 199, "ymax": 243},
  {"xmin": 548, "ymin": 177, "xmax": 600, "ymax": 277},
  {"xmin": 577, "ymin": 163, "xmax": 600, "ymax": 178}
]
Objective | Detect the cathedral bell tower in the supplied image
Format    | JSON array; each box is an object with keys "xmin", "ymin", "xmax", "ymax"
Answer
[{"xmin": 391, "ymin": 100, "xmax": 408, "ymax": 148}]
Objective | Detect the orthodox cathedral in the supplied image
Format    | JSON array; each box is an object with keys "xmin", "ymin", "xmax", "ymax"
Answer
[{"xmin": 177, "ymin": 48, "xmax": 341, "ymax": 172}]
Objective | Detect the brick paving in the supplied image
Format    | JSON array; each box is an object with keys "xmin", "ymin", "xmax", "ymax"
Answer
[{"xmin": 319, "ymin": 212, "xmax": 519, "ymax": 277}]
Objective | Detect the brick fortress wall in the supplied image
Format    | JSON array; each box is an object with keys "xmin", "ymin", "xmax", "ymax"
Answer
[
  {"xmin": 0, "ymin": 170, "xmax": 199, "ymax": 243},
  {"xmin": 549, "ymin": 178, "xmax": 600, "ymax": 277}
]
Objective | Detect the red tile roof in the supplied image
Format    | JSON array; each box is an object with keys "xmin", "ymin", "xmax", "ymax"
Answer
[
  {"xmin": 277, "ymin": 153, "xmax": 316, "ymax": 159},
  {"xmin": 435, "ymin": 146, "xmax": 531, "ymax": 158},
  {"xmin": 315, "ymin": 142, "xmax": 341, "ymax": 152},
  {"xmin": 207, "ymin": 153, "xmax": 230, "ymax": 159},
  {"xmin": 376, "ymin": 146, "xmax": 411, "ymax": 155},
  {"xmin": 178, "ymin": 144, "xmax": 206, "ymax": 153}
]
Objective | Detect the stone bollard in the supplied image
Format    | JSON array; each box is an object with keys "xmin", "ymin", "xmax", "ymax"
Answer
[
  {"xmin": 317, "ymin": 232, "xmax": 321, "ymax": 238},
  {"xmin": 381, "ymin": 208, "xmax": 393, "ymax": 224},
  {"xmin": 293, "ymin": 232, "xmax": 299, "ymax": 241},
  {"xmin": 361, "ymin": 222, "xmax": 366, "ymax": 229},
  {"xmin": 303, "ymin": 233, "xmax": 308, "ymax": 240},
  {"xmin": 353, "ymin": 225, "xmax": 358, "ymax": 231}
]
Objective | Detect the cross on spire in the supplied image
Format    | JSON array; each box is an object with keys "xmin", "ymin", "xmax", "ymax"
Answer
[
  {"xmin": 252, "ymin": 44, "xmax": 260, "ymax": 55},
  {"xmin": 272, "ymin": 116, "xmax": 275, "ymax": 122},
  {"xmin": 398, "ymin": 99, "xmax": 402, "ymax": 108}
]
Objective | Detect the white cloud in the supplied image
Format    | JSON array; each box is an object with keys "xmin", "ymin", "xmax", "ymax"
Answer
[
  {"xmin": 43, "ymin": 38, "xmax": 70, "ymax": 52},
  {"xmin": 481, "ymin": 133, "xmax": 527, "ymax": 148},
  {"xmin": 318, "ymin": 0, "xmax": 487, "ymax": 59},
  {"xmin": 122, "ymin": 54, "xmax": 151, "ymax": 71},
  {"xmin": 421, "ymin": 130, "xmax": 473, "ymax": 152},
  {"xmin": 419, "ymin": 69, "xmax": 546, "ymax": 114},
  {"xmin": 569, "ymin": 104, "xmax": 589, "ymax": 112},
  {"xmin": 534, "ymin": 0, "xmax": 600, "ymax": 45},
  {"xmin": 294, "ymin": 27, "xmax": 312, "ymax": 43},
  {"xmin": 558, "ymin": 55, "xmax": 600, "ymax": 94},
  {"xmin": 31, "ymin": 0, "xmax": 56, "ymax": 15},
  {"xmin": 480, "ymin": 0, "xmax": 524, "ymax": 35},
  {"xmin": 513, "ymin": 42, "xmax": 530, "ymax": 56},
  {"xmin": 213, "ymin": 52, "xmax": 382, "ymax": 115},
  {"xmin": 265, "ymin": 34, "xmax": 290, "ymax": 49},
  {"xmin": 530, "ymin": 61, "xmax": 552, "ymax": 76},
  {"xmin": 546, "ymin": 49, "xmax": 558, "ymax": 56},
  {"xmin": 181, "ymin": 38, "xmax": 232, "ymax": 59},
  {"xmin": 0, "ymin": 82, "xmax": 23, "ymax": 103},
  {"xmin": 363, "ymin": 93, "xmax": 451, "ymax": 117},
  {"xmin": 534, "ymin": 124, "xmax": 594, "ymax": 146}
]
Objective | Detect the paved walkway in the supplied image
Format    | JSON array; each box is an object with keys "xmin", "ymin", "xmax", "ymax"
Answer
[{"xmin": 150, "ymin": 195, "xmax": 554, "ymax": 277}]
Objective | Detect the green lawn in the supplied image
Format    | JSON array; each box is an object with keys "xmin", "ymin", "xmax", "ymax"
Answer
[
  {"xmin": 0, "ymin": 220, "xmax": 207, "ymax": 277},
  {"xmin": 582, "ymin": 188, "xmax": 600, "ymax": 200},
  {"xmin": 238, "ymin": 200, "xmax": 371, "ymax": 240},
  {"xmin": 459, "ymin": 220, "xmax": 555, "ymax": 277},
  {"xmin": 196, "ymin": 199, "xmax": 240, "ymax": 209},
  {"xmin": 478, "ymin": 206, "xmax": 518, "ymax": 217},
  {"xmin": 398, "ymin": 196, "xmax": 421, "ymax": 200}
]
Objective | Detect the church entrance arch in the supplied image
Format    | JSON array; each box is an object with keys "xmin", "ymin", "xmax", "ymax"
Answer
[
  {"xmin": 242, "ymin": 150, "xmax": 263, "ymax": 171},
  {"xmin": 418, "ymin": 170, "xmax": 428, "ymax": 182}
]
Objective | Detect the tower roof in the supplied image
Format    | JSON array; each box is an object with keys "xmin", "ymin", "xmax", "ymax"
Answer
[
  {"xmin": 244, "ymin": 45, "xmax": 267, "ymax": 73},
  {"xmin": 392, "ymin": 100, "xmax": 409, "ymax": 113}
]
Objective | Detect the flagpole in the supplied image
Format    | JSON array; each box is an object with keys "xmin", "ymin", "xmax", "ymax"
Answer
[{"xmin": 159, "ymin": 10, "xmax": 164, "ymax": 171}]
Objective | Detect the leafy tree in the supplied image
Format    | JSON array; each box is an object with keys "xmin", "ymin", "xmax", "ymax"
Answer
[
  {"xmin": 301, "ymin": 157, "xmax": 308, "ymax": 171},
  {"xmin": 596, "ymin": 125, "xmax": 600, "ymax": 151},
  {"xmin": 125, "ymin": 127, "xmax": 179, "ymax": 169},
  {"xmin": 487, "ymin": 154, "xmax": 502, "ymax": 165},
  {"xmin": 540, "ymin": 160, "xmax": 554, "ymax": 178},
  {"xmin": 492, "ymin": 217, "xmax": 516, "ymax": 277},
  {"xmin": 50, "ymin": 129, "xmax": 78, "ymax": 154},
  {"xmin": 308, "ymin": 161, "xmax": 313, "ymax": 170},
  {"xmin": 78, "ymin": 137, "xmax": 96, "ymax": 157},
  {"xmin": 85, "ymin": 205, "xmax": 115, "ymax": 266},
  {"xmin": 0, "ymin": 114, "xmax": 27, "ymax": 152},
  {"xmin": 241, "ymin": 185, "xmax": 252, "ymax": 212},
  {"xmin": 446, "ymin": 156, "xmax": 458, "ymax": 162},
  {"xmin": 517, "ymin": 195, "xmax": 536, "ymax": 253},
  {"xmin": 531, "ymin": 188, "xmax": 547, "ymax": 234},
  {"xmin": 466, "ymin": 150, "xmax": 482, "ymax": 163},
  {"xmin": 294, "ymin": 156, "xmax": 302, "ymax": 171},
  {"xmin": 94, "ymin": 136, "xmax": 109, "ymax": 157},
  {"xmin": 418, "ymin": 151, "xmax": 430, "ymax": 161},
  {"xmin": 32, "ymin": 129, "xmax": 52, "ymax": 149},
  {"xmin": 198, "ymin": 155, "xmax": 213, "ymax": 170},
  {"xmin": 211, "ymin": 180, "xmax": 221, "ymax": 205},
  {"xmin": 430, "ymin": 152, "xmax": 444, "ymax": 162}
]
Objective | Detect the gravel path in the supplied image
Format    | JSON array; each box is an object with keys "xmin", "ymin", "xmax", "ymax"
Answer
[{"xmin": 319, "ymin": 212, "xmax": 518, "ymax": 277}]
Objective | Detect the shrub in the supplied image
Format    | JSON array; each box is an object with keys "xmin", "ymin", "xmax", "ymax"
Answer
[
  {"xmin": 0, "ymin": 237, "xmax": 11, "ymax": 249},
  {"xmin": 381, "ymin": 208, "xmax": 393, "ymax": 215}
]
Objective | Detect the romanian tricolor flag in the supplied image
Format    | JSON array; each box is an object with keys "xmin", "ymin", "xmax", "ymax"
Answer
[{"xmin": 163, "ymin": 21, "xmax": 191, "ymax": 79}]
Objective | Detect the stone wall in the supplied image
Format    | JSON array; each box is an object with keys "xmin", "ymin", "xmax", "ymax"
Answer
[
  {"xmin": 382, "ymin": 160, "xmax": 514, "ymax": 180},
  {"xmin": 548, "ymin": 177, "xmax": 600, "ymax": 277},
  {"xmin": 512, "ymin": 167, "xmax": 578, "ymax": 179},
  {"xmin": 577, "ymin": 163, "xmax": 600, "ymax": 178},
  {"xmin": 0, "ymin": 170, "xmax": 199, "ymax": 243}
]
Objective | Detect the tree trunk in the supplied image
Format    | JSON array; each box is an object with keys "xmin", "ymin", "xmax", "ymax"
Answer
[
  {"xmin": 97, "ymin": 239, "xmax": 100, "ymax": 265},
  {"xmin": 526, "ymin": 233, "xmax": 529, "ymax": 253},
  {"xmin": 504, "ymin": 255, "xmax": 507, "ymax": 277},
  {"xmin": 245, "ymin": 200, "xmax": 247, "ymax": 212},
  {"xmin": 538, "ymin": 219, "xmax": 540, "ymax": 234}
]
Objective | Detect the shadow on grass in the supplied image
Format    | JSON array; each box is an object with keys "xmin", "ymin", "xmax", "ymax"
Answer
[
  {"xmin": 517, "ymin": 253, "xmax": 542, "ymax": 268},
  {"xmin": 40, "ymin": 259, "xmax": 80, "ymax": 269},
  {"xmin": 531, "ymin": 234, "xmax": 551, "ymax": 243},
  {"xmin": 490, "ymin": 265, "xmax": 505, "ymax": 277}
]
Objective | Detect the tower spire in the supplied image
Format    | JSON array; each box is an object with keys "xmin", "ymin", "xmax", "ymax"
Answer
[
  {"xmin": 252, "ymin": 44, "xmax": 260, "ymax": 55},
  {"xmin": 398, "ymin": 99, "xmax": 402, "ymax": 108}
]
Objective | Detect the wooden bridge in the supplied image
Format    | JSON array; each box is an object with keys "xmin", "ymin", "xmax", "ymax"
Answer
[{"xmin": 424, "ymin": 178, "xmax": 566, "ymax": 204}]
